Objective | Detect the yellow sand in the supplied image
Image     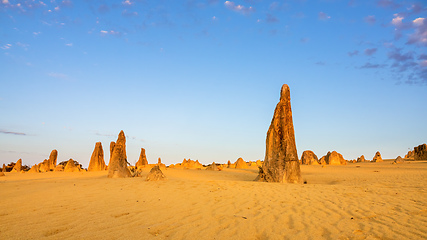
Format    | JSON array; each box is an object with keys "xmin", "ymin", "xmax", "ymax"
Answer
[{"xmin": 1, "ymin": 161, "xmax": 426, "ymax": 240}]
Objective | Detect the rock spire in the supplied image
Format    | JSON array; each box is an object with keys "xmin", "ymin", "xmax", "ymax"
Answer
[
  {"xmin": 88, "ymin": 142, "xmax": 106, "ymax": 171},
  {"xmin": 108, "ymin": 130, "xmax": 131, "ymax": 178}
]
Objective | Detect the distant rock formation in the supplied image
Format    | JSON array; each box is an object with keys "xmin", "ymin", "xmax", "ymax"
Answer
[
  {"xmin": 256, "ymin": 84, "xmax": 302, "ymax": 183},
  {"xmin": 38, "ymin": 159, "xmax": 50, "ymax": 172},
  {"xmin": 108, "ymin": 130, "xmax": 131, "ymax": 178},
  {"xmin": 414, "ymin": 144, "xmax": 427, "ymax": 160},
  {"xmin": 157, "ymin": 157, "xmax": 166, "ymax": 169},
  {"xmin": 28, "ymin": 164, "xmax": 40, "ymax": 173},
  {"xmin": 318, "ymin": 156, "xmax": 326, "ymax": 165},
  {"xmin": 206, "ymin": 162, "xmax": 219, "ymax": 171},
  {"xmin": 180, "ymin": 159, "xmax": 203, "ymax": 169},
  {"xmin": 109, "ymin": 141, "xmax": 115, "ymax": 166},
  {"xmin": 372, "ymin": 151, "xmax": 383, "ymax": 162},
  {"xmin": 54, "ymin": 165, "xmax": 64, "ymax": 172},
  {"xmin": 393, "ymin": 156, "xmax": 405, "ymax": 164},
  {"xmin": 88, "ymin": 142, "xmax": 106, "ymax": 171},
  {"xmin": 11, "ymin": 159, "xmax": 22, "ymax": 173},
  {"xmin": 64, "ymin": 159, "xmax": 81, "ymax": 172},
  {"xmin": 146, "ymin": 166, "xmax": 166, "ymax": 181},
  {"xmin": 48, "ymin": 150, "xmax": 58, "ymax": 171},
  {"xmin": 234, "ymin": 157, "xmax": 247, "ymax": 169},
  {"xmin": 227, "ymin": 160, "xmax": 231, "ymax": 168},
  {"xmin": 357, "ymin": 155, "xmax": 366, "ymax": 162},
  {"xmin": 322, "ymin": 151, "xmax": 347, "ymax": 165},
  {"xmin": 135, "ymin": 148, "xmax": 149, "ymax": 169},
  {"xmin": 405, "ymin": 150, "xmax": 414, "ymax": 159},
  {"xmin": 301, "ymin": 151, "xmax": 319, "ymax": 165},
  {"xmin": 2, "ymin": 164, "xmax": 5, "ymax": 172}
]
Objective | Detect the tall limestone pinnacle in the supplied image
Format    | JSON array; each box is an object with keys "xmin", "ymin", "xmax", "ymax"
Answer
[
  {"xmin": 256, "ymin": 84, "xmax": 302, "ymax": 183},
  {"xmin": 108, "ymin": 130, "xmax": 131, "ymax": 178},
  {"xmin": 135, "ymin": 148, "xmax": 148, "ymax": 169},
  {"xmin": 88, "ymin": 142, "xmax": 106, "ymax": 171}
]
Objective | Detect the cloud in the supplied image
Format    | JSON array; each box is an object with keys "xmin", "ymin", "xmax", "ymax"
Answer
[
  {"xmin": 388, "ymin": 48, "xmax": 414, "ymax": 62},
  {"xmin": 377, "ymin": 0, "xmax": 401, "ymax": 9},
  {"xmin": 318, "ymin": 12, "xmax": 331, "ymax": 20},
  {"xmin": 48, "ymin": 72, "xmax": 68, "ymax": 79},
  {"xmin": 122, "ymin": 0, "xmax": 132, "ymax": 6},
  {"xmin": 0, "ymin": 130, "xmax": 26, "ymax": 136},
  {"xmin": 364, "ymin": 15, "xmax": 376, "ymax": 25},
  {"xmin": 100, "ymin": 30, "xmax": 121, "ymax": 36},
  {"xmin": 122, "ymin": 9, "xmax": 138, "ymax": 17},
  {"xmin": 407, "ymin": 18, "xmax": 427, "ymax": 46},
  {"xmin": 359, "ymin": 63, "xmax": 386, "ymax": 69},
  {"xmin": 418, "ymin": 54, "xmax": 427, "ymax": 60},
  {"xmin": 98, "ymin": 4, "xmax": 109, "ymax": 14},
  {"xmin": 224, "ymin": 1, "xmax": 255, "ymax": 14},
  {"xmin": 266, "ymin": 13, "xmax": 279, "ymax": 23},
  {"xmin": 65, "ymin": 43, "xmax": 73, "ymax": 47},
  {"xmin": 364, "ymin": 48, "xmax": 377, "ymax": 56},
  {"xmin": 348, "ymin": 50, "xmax": 359, "ymax": 56},
  {"xmin": 1, "ymin": 43, "xmax": 12, "ymax": 50}
]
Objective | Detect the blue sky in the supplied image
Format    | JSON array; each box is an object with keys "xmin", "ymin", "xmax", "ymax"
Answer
[{"xmin": 1, "ymin": 0, "xmax": 426, "ymax": 167}]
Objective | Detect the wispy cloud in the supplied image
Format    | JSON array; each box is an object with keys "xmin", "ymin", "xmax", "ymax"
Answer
[
  {"xmin": 377, "ymin": 0, "xmax": 401, "ymax": 9},
  {"xmin": 266, "ymin": 13, "xmax": 279, "ymax": 23},
  {"xmin": 407, "ymin": 17, "xmax": 427, "ymax": 46},
  {"xmin": 65, "ymin": 43, "xmax": 73, "ymax": 47},
  {"xmin": 364, "ymin": 15, "xmax": 376, "ymax": 25},
  {"xmin": 122, "ymin": 9, "xmax": 138, "ymax": 17},
  {"xmin": 364, "ymin": 48, "xmax": 377, "ymax": 56},
  {"xmin": 318, "ymin": 12, "xmax": 331, "ymax": 20},
  {"xmin": 224, "ymin": 1, "xmax": 255, "ymax": 15},
  {"xmin": 100, "ymin": 30, "xmax": 121, "ymax": 36},
  {"xmin": 1, "ymin": 43, "xmax": 12, "ymax": 50},
  {"xmin": 348, "ymin": 50, "xmax": 359, "ymax": 57},
  {"xmin": 48, "ymin": 72, "xmax": 68, "ymax": 79},
  {"xmin": 0, "ymin": 130, "xmax": 26, "ymax": 136},
  {"xmin": 359, "ymin": 63, "xmax": 386, "ymax": 69}
]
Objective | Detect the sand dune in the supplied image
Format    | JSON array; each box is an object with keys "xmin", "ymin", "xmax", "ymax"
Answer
[{"xmin": 1, "ymin": 161, "xmax": 426, "ymax": 239}]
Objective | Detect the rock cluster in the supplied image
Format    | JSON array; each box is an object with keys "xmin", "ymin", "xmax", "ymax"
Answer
[
  {"xmin": 301, "ymin": 151, "xmax": 319, "ymax": 165},
  {"xmin": 372, "ymin": 151, "xmax": 383, "ymax": 162},
  {"xmin": 320, "ymin": 151, "xmax": 347, "ymax": 165},
  {"xmin": 206, "ymin": 162, "xmax": 219, "ymax": 171},
  {"xmin": 405, "ymin": 150, "xmax": 414, "ymax": 159},
  {"xmin": 108, "ymin": 130, "xmax": 131, "ymax": 178},
  {"xmin": 64, "ymin": 159, "xmax": 82, "ymax": 172},
  {"xmin": 256, "ymin": 84, "xmax": 302, "ymax": 183},
  {"xmin": 88, "ymin": 142, "xmax": 106, "ymax": 171},
  {"xmin": 393, "ymin": 156, "xmax": 405, "ymax": 164},
  {"xmin": 414, "ymin": 144, "xmax": 427, "ymax": 160},
  {"xmin": 357, "ymin": 155, "xmax": 366, "ymax": 162}
]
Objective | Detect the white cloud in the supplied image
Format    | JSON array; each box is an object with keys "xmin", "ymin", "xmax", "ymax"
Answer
[
  {"xmin": 122, "ymin": 0, "xmax": 132, "ymax": 6},
  {"xmin": 65, "ymin": 43, "xmax": 73, "ymax": 47},
  {"xmin": 391, "ymin": 13, "xmax": 404, "ymax": 26},
  {"xmin": 2, "ymin": 0, "xmax": 9, "ymax": 4},
  {"xmin": 1, "ymin": 44, "xmax": 12, "ymax": 50},
  {"xmin": 224, "ymin": 1, "xmax": 255, "ymax": 14}
]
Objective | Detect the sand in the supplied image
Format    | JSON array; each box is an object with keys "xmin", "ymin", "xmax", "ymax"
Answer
[{"xmin": 1, "ymin": 161, "xmax": 426, "ymax": 240}]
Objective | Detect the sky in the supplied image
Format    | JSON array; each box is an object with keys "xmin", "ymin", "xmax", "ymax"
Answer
[{"xmin": 1, "ymin": 0, "xmax": 426, "ymax": 168}]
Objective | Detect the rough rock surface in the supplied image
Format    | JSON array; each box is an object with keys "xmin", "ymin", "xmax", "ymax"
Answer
[
  {"xmin": 11, "ymin": 159, "xmax": 22, "ymax": 173},
  {"xmin": 54, "ymin": 165, "xmax": 64, "ymax": 172},
  {"xmin": 393, "ymin": 156, "xmax": 405, "ymax": 164},
  {"xmin": 2, "ymin": 164, "xmax": 5, "ymax": 172},
  {"xmin": 256, "ymin": 84, "xmax": 302, "ymax": 183},
  {"xmin": 357, "ymin": 155, "xmax": 366, "ymax": 162},
  {"xmin": 206, "ymin": 162, "xmax": 219, "ymax": 171},
  {"xmin": 414, "ymin": 144, "xmax": 427, "ymax": 160},
  {"xmin": 227, "ymin": 160, "xmax": 232, "ymax": 168},
  {"xmin": 88, "ymin": 142, "xmax": 106, "ymax": 171},
  {"xmin": 0, "ymin": 172, "xmax": 4, "ymax": 177},
  {"xmin": 405, "ymin": 150, "xmax": 414, "ymax": 159},
  {"xmin": 372, "ymin": 151, "xmax": 383, "ymax": 162},
  {"xmin": 301, "ymin": 151, "xmax": 319, "ymax": 165},
  {"xmin": 135, "ymin": 148, "xmax": 149, "ymax": 169},
  {"xmin": 48, "ymin": 150, "xmax": 58, "ymax": 171},
  {"xmin": 234, "ymin": 158, "xmax": 247, "ymax": 169},
  {"xmin": 322, "ymin": 151, "xmax": 347, "ymax": 165},
  {"xmin": 180, "ymin": 159, "xmax": 203, "ymax": 169},
  {"xmin": 38, "ymin": 159, "xmax": 50, "ymax": 172},
  {"xmin": 146, "ymin": 166, "xmax": 167, "ymax": 181},
  {"xmin": 108, "ymin": 130, "xmax": 131, "ymax": 178},
  {"xmin": 109, "ymin": 141, "xmax": 115, "ymax": 166},
  {"xmin": 64, "ymin": 159, "xmax": 81, "ymax": 172},
  {"xmin": 157, "ymin": 157, "xmax": 166, "ymax": 169}
]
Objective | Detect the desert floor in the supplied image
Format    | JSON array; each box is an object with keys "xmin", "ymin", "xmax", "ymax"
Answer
[{"xmin": 1, "ymin": 161, "xmax": 426, "ymax": 240}]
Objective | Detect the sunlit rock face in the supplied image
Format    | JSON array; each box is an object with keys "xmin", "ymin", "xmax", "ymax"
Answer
[
  {"xmin": 88, "ymin": 142, "xmax": 106, "ymax": 171},
  {"xmin": 108, "ymin": 130, "xmax": 131, "ymax": 178},
  {"xmin": 256, "ymin": 84, "xmax": 302, "ymax": 183}
]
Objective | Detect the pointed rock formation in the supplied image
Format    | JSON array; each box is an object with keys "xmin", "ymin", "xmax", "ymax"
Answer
[
  {"xmin": 108, "ymin": 131, "xmax": 131, "ymax": 178},
  {"xmin": 54, "ymin": 165, "xmax": 64, "ymax": 172},
  {"xmin": 234, "ymin": 157, "xmax": 248, "ymax": 169},
  {"xmin": 2, "ymin": 164, "xmax": 6, "ymax": 172},
  {"xmin": 48, "ymin": 150, "xmax": 58, "ymax": 171},
  {"xmin": 405, "ymin": 150, "xmax": 414, "ymax": 159},
  {"xmin": 157, "ymin": 157, "xmax": 166, "ymax": 168},
  {"xmin": 357, "ymin": 155, "xmax": 366, "ymax": 162},
  {"xmin": 323, "ymin": 151, "xmax": 347, "ymax": 165},
  {"xmin": 28, "ymin": 164, "xmax": 40, "ymax": 173},
  {"xmin": 135, "ymin": 148, "xmax": 149, "ymax": 169},
  {"xmin": 146, "ymin": 166, "xmax": 167, "ymax": 181},
  {"xmin": 256, "ymin": 84, "xmax": 302, "ymax": 183},
  {"xmin": 11, "ymin": 159, "xmax": 22, "ymax": 173},
  {"xmin": 88, "ymin": 142, "xmax": 106, "ymax": 171},
  {"xmin": 64, "ymin": 159, "xmax": 81, "ymax": 172},
  {"xmin": 301, "ymin": 151, "xmax": 319, "ymax": 165},
  {"xmin": 227, "ymin": 160, "xmax": 232, "ymax": 168},
  {"xmin": 414, "ymin": 144, "xmax": 427, "ymax": 160},
  {"xmin": 109, "ymin": 141, "xmax": 115, "ymax": 166},
  {"xmin": 206, "ymin": 162, "xmax": 219, "ymax": 171},
  {"xmin": 393, "ymin": 156, "xmax": 405, "ymax": 164},
  {"xmin": 372, "ymin": 151, "xmax": 383, "ymax": 162}
]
